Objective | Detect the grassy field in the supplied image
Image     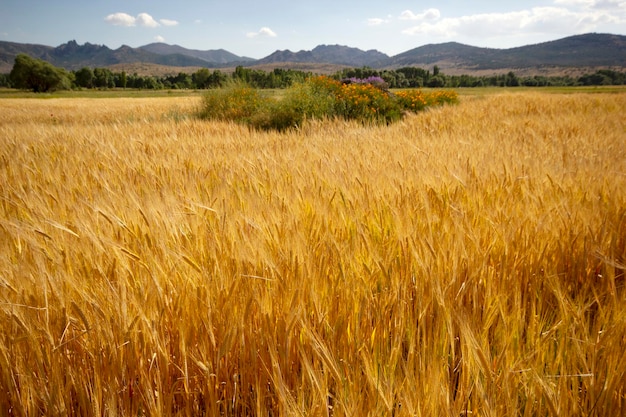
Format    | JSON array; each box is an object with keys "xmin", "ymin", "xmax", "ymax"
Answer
[{"xmin": 0, "ymin": 90, "xmax": 625, "ymax": 416}]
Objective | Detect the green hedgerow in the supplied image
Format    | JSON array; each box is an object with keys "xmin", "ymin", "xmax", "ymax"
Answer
[{"xmin": 198, "ymin": 76, "xmax": 458, "ymax": 131}]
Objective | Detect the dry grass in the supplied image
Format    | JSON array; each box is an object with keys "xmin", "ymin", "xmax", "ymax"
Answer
[{"xmin": 0, "ymin": 91, "xmax": 625, "ymax": 416}]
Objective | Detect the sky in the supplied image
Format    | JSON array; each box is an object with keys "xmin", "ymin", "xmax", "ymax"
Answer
[{"xmin": 1, "ymin": 0, "xmax": 625, "ymax": 59}]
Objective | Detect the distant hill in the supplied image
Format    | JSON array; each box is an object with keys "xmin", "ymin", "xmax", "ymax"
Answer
[
  {"xmin": 1, "ymin": 33, "xmax": 624, "ymax": 75},
  {"xmin": 0, "ymin": 40, "xmax": 246, "ymax": 73},
  {"xmin": 139, "ymin": 43, "xmax": 252, "ymax": 64},
  {"xmin": 387, "ymin": 33, "xmax": 626, "ymax": 72},
  {"xmin": 257, "ymin": 45, "xmax": 389, "ymax": 67},
  {"xmin": 497, "ymin": 33, "xmax": 626, "ymax": 68},
  {"xmin": 388, "ymin": 42, "xmax": 495, "ymax": 68},
  {"xmin": 0, "ymin": 41, "xmax": 54, "ymax": 73}
]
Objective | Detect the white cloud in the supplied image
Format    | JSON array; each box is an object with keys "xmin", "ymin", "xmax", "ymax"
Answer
[
  {"xmin": 402, "ymin": 19, "xmax": 457, "ymax": 38},
  {"xmin": 246, "ymin": 27, "xmax": 277, "ymax": 38},
  {"xmin": 401, "ymin": 5, "xmax": 625, "ymax": 41},
  {"xmin": 399, "ymin": 8, "xmax": 441, "ymax": 21},
  {"xmin": 104, "ymin": 12, "xmax": 136, "ymax": 27},
  {"xmin": 154, "ymin": 35, "xmax": 165, "ymax": 42},
  {"xmin": 136, "ymin": 13, "xmax": 160, "ymax": 28},
  {"xmin": 160, "ymin": 19, "xmax": 179, "ymax": 27},
  {"xmin": 104, "ymin": 12, "xmax": 179, "ymax": 28}
]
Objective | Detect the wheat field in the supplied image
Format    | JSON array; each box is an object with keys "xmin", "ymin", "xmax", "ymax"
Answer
[{"xmin": 0, "ymin": 91, "xmax": 625, "ymax": 416}]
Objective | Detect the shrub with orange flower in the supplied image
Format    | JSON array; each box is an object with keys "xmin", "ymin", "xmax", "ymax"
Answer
[
  {"xmin": 395, "ymin": 89, "xmax": 458, "ymax": 113},
  {"xmin": 334, "ymin": 81, "xmax": 402, "ymax": 124},
  {"xmin": 395, "ymin": 90, "xmax": 428, "ymax": 112},
  {"xmin": 199, "ymin": 76, "xmax": 458, "ymax": 130}
]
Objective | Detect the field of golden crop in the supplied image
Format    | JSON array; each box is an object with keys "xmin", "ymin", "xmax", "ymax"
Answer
[{"xmin": 1, "ymin": 91, "xmax": 625, "ymax": 416}]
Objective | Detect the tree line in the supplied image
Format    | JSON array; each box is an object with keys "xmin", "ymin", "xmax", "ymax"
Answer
[
  {"xmin": 2, "ymin": 53, "xmax": 625, "ymax": 92},
  {"xmin": 336, "ymin": 66, "xmax": 626, "ymax": 88}
]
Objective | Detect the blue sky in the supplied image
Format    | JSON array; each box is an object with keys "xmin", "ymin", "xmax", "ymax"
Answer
[{"xmin": 1, "ymin": 0, "xmax": 624, "ymax": 58}]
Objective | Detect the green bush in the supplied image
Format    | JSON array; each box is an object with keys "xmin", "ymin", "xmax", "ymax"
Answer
[
  {"xmin": 199, "ymin": 80, "xmax": 262, "ymax": 124},
  {"xmin": 249, "ymin": 99, "xmax": 304, "ymax": 131},
  {"xmin": 256, "ymin": 80, "xmax": 338, "ymax": 129},
  {"xmin": 198, "ymin": 76, "xmax": 458, "ymax": 131}
]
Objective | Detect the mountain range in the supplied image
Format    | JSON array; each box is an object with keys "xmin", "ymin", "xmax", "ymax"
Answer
[{"xmin": 1, "ymin": 33, "xmax": 624, "ymax": 75}]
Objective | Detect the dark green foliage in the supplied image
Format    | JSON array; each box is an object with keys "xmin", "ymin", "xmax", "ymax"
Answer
[
  {"xmin": 0, "ymin": 73, "xmax": 10, "ymax": 88},
  {"xmin": 578, "ymin": 69, "xmax": 626, "ymax": 86},
  {"xmin": 167, "ymin": 72, "xmax": 192, "ymax": 89},
  {"xmin": 118, "ymin": 71, "xmax": 127, "ymax": 89},
  {"xmin": 93, "ymin": 68, "xmax": 115, "ymax": 88},
  {"xmin": 9, "ymin": 54, "xmax": 72, "ymax": 92},
  {"xmin": 505, "ymin": 71, "xmax": 520, "ymax": 87},
  {"xmin": 331, "ymin": 66, "xmax": 626, "ymax": 88},
  {"xmin": 191, "ymin": 69, "xmax": 211, "ymax": 89},
  {"xmin": 427, "ymin": 75, "xmax": 445, "ymax": 88},
  {"xmin": 74, "ymin": 67, "xmax": 94, "ymax": 88}
]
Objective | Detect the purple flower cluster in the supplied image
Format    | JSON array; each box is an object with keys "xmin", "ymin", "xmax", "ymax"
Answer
[{"xmin": 343, "ymin": 76, "xmax": 387, "ymax": 85}]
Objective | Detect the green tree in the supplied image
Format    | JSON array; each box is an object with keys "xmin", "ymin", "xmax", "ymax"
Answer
[
  {"xmin": 93, "ymin": 68, "xmax": 114, "ymax": 88},
  {"xmin": 233, "ymin": 66, "xmax": 250, "ymax": 83},
  {"xmin": 578, "ymin": 70, "xmax": 623, "ymax": 86},
  {"xmin": 192, "ymin": 68, "xmax": 211, "ymax": 89},
  {"xmin": 9, "ymin": 54, "xmax": 71, "ymax": 92},
  {"xmin": 74, "ymin": 67, "xmax": 94, "ymax": 88},
  {"xmin": 522, "ymin": 77, "xmax": 539, "ymax": 87},
  {"xmin": 392, "ymin": 71, "xmax": 409, "ymax": 88},
  {"xmin": 118, "ymin": 71, "xmax": 127, "ymax": 89},
  {"xmin": 396, "ymin": 67, "xmax": 429, "ymax": 88},
  {"xmin": 130, "ymin": 73, "xmax": 144, "ymax": 89},
  {"xmin": 505, "ymin": 71, "xmax": 520, "ymax": 87},
  {"xmin": 427, "ymin": 75, "xmax": 445, "ymax": 88},
  {"xmin": 143, "ymin": 76, "xmax": 162, "ymax": 89},
  {"xmin": 0, "ymin": 73, "xmax": 10, "ymax": 88}
]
